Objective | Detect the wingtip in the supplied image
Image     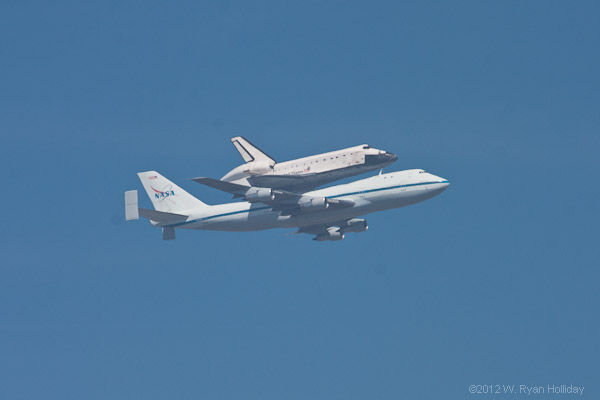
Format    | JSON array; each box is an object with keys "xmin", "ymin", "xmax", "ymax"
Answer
[{"xmin": 189, "ymin": 177, "xmax": 207, "ymax": 183}]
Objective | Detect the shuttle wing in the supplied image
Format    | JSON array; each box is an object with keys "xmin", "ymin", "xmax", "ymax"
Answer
[{"xmin": 246, "ymin": 174, "xmax": 317, "ymax": 190}]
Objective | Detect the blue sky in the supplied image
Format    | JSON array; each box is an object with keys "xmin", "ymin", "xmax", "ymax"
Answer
[{"xmin": 1, "ymin": 1, "xmax": 598, "ymax": 399}]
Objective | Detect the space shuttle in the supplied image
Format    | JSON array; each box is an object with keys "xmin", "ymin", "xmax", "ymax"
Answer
[{"xmin": 216, "ymin": 137, "xmax": 398, "ymax": 192}]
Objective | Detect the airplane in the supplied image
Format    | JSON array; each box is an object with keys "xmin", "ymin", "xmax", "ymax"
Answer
[
  {"xmin": 220, "ymin": 136, "xmax": 398, "ymax": 191},
  {"xmin": 125, "ymin": 168, "xmax": 450, "ymax": 241}
]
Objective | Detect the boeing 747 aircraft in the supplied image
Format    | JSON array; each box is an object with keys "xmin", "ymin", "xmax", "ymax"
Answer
[
  {"xmin": 125, "ymin": 169, "xmax": 449, "ymax": 241},
  {"xmin": 221, "ymin": 137, "xmax": 397, "ymax": 191}
]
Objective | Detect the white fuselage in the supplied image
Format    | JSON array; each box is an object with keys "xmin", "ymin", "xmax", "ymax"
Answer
[
  {"xmin": 161, "ymin": 169, "xmax": 449, "ymax": 232},
  {"xmin": 222, "ymin": 144, "xmax": 397, "ymax": 190}
]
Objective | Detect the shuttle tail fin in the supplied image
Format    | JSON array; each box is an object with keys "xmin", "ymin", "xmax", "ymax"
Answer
[
  {"xmin": 230, "ymin": 136, "xmax": 275, "ymax": 164},
  {"xmin": 137, "ymin": 171, "xmax": 208, "ymax": 213}
]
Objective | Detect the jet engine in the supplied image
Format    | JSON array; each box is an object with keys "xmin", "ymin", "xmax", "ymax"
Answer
[
  {"xmin": 299, "ymin": 197, "xmax": 329, "ymax": 211},
  {"xmin": 244, "ymin": 161, "xmax": 274, "ymax": 175},
  {"xmin": 343, "ymin": 219, "xmax": 368, "ymax": 233},
  {"xmin": 314, "ymin": 230, "xmax": 344, "ymax": 241},
  {"xmin": 244, "ymin": 187, "xmax": 275, "ymax": 202}
]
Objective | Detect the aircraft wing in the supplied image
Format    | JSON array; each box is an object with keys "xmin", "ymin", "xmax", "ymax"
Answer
[
  {"xmin": 191, "ymin": 176, "xmax": 354, "ymax": 214},
  {"xmin": 190, "ymin": 177, "xmax": 251, "ymax": 195},
  {"xmin": 295, "ymin": 218, "xmax": 369, "ymax": 241},
  {"xmin": 295, "ymin": 222, "xmax": 345, "ymax": 236},
  {"xmin": 191, "ymin": 177, "xmax": 293, "ymax": 200}
]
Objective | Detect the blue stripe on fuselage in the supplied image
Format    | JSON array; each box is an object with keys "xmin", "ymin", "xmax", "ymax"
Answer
[{"xmin": 166, "ymin": 180, "xmax": 448, "ymax": 228}]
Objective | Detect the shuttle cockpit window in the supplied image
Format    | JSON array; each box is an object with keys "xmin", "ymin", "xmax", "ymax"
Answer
[{"xmin": 362, "ymin": 145, "xmax": 371, "ymax": 149}]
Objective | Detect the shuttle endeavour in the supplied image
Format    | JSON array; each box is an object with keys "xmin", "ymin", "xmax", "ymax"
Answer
[{"xmin": 221, "ymin": 136, "xmax": 398, "ymax": 191}]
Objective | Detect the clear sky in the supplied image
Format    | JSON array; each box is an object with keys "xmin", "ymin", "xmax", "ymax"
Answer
[{"xmin": 1, "ymin": 1, "xmax": 598, "ymax": 399}]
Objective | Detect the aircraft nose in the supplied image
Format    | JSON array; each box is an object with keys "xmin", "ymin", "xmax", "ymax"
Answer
[
  {"xmin": 426, "ymin": 174, "xmax": 450, "ymax": 192},
  {"xmin": 435, "ymin": 176, "xmax": 450, "ymax": 191}
]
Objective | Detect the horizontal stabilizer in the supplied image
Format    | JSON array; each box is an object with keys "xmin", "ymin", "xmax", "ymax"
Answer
[
  {"xmin": 138, "ymin": 208, "xmax": 188, "ymax": 223},
  {"xmin": 191, "ymin": 177, "xmax": 249, "ymax": 194},
  {"xmin": 125, "ymin": 190, "xmax": 139, "ymax": 221}
]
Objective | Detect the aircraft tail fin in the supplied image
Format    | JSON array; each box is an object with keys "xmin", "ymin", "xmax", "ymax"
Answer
[
  {"xmin": 137, "ymin": 171, "xmax": 208, "ymax": 213},
  {"xmin": 231, "ymin": 136, "xmax": 275, "ymax": 164}
]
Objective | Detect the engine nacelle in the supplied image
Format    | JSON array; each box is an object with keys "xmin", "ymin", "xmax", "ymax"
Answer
[
  {"xmin": 299, "ymin": 197, "xmax": 329, "ymax": 211},
  {"xmin": 344, "ymin": 219, "xmax": 368, "ymax": 233},
  {"xmin": 244, "ymin": 161, "xmax": 274, "ymax": 175},
  {"xmin": 314, "ymin": 231, "xmax": 344, "ymax": 242},
  {"xmin": 244, "ymin": 187, "xmax": 275, "ymax": 202}
]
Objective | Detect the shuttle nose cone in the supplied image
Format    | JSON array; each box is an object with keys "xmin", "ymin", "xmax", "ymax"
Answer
[
  {"xmin": 367, "ymin": 152, "xmax": 398, "ymax": 167},
  {"xmin": 388, "ymin": 152, "xmax": 398, "ymax": 162}
]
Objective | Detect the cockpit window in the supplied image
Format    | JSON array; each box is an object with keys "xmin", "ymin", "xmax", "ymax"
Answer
[{"xmin": 362, "ymin": 145, "xmax": 370, "ymax": 149}]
